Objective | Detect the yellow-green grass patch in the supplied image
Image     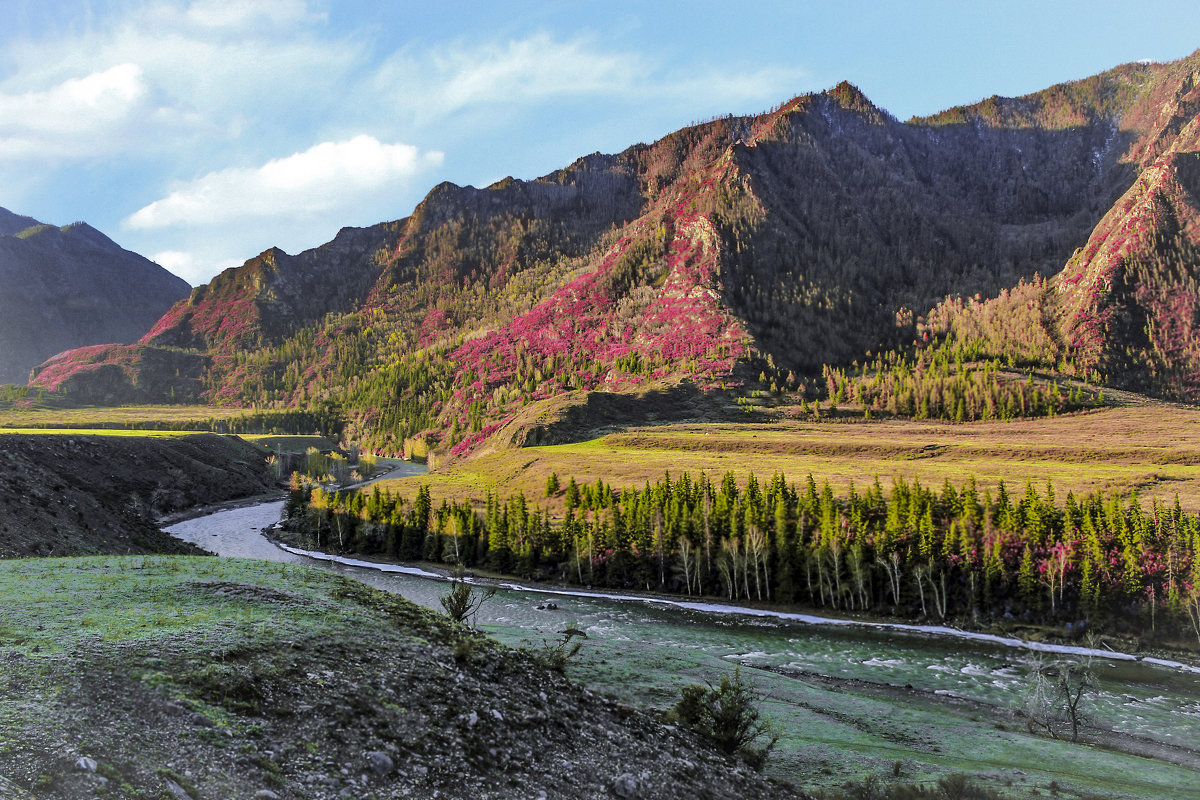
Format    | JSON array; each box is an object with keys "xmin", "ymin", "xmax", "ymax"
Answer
[
  {"xmin": 0, "ymin": 404, "xmax": 242, "ymax": 429},
  {"xmin": 376, "ymin": 404, "xmax": 1200, "ymax": 513}
]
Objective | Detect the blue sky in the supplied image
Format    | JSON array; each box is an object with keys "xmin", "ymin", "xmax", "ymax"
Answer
[{"xmin": 2, "ymin": 0, "xmax": 1199, "ymax": 286}]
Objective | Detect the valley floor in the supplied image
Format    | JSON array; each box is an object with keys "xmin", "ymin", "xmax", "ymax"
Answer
[{"xmin": 375, "ymin": 402, "xmax": 1200, "ymax": 513}]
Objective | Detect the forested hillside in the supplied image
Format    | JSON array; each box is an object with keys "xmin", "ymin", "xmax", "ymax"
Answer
[{"xmin": 30, "ymin": 51, "xmax": 1200, "ymax": 455}]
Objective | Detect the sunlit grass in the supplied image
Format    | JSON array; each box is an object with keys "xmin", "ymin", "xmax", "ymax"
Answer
[
  {"xmin": 0, "ymin": 427, "xmax": 199, "ymax": 437},
  {"xmin": 0, "ymin": 404, "xmax": 239, "ymax": 429},
  {"xmin": 376, "ymin": 404, "xmax": 1200, "ymax": 512}
]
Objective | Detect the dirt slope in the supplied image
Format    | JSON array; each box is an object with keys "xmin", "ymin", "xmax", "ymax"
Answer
[{"xmin": 0, "ymin": 433, "xmax": 272, "ymax": 558}]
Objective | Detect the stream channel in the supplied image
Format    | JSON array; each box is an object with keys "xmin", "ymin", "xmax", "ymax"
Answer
[{"xmin": 167, "ymin": 465, "xmax": 1200, "ymax": 799}]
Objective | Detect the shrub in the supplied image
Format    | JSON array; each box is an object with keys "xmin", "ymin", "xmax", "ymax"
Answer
[
  {"xmin": 671, "ymin": 666, "xmax": 779, "ymax": 769},
  {"xmin": 533, "ymin": 625, "xmax": 586, "ymax": 672},
  {"xmin": 439, "ymin": 569, "xmax": 496, "ymax": 627}
]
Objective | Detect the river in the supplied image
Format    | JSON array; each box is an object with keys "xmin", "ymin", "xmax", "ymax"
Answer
[{"xmin": 167, "ymin": 470, "xmax": 1200, "ymax": 798}]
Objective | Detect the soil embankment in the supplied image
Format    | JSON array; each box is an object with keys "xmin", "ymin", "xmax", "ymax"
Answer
[{"xmin": 0, "ymin": 432, "xmax": 272, "ymax": 557}]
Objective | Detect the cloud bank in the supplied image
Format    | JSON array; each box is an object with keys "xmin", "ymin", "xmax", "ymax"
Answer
[{"xmin": 127, "ymin": 136, "xmax": 443, "ymax": 229}]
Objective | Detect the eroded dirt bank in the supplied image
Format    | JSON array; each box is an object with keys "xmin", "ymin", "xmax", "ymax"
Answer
[{"xmin": 0, "ymin": 432, "xmax": 272, "ymax": 557}]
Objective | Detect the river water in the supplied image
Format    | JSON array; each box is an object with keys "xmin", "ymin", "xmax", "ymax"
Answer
[{"xmin": 167, "ymin": 471, "xmax": 1200, "ymax": 797}]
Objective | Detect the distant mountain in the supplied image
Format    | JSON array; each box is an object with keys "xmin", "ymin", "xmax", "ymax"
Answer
[
  {"xmin": 0, "ymin": 212, "xmax": 190, "ymax": 386},
  {"xmin": 33, "ymin": 50, "xmax": 1200, "ymax": 452}
]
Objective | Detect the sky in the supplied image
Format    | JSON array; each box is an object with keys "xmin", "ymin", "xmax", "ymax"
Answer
[{"xmin": 2, "ymin": 1, "xmax": 1199, "ymax": 287}]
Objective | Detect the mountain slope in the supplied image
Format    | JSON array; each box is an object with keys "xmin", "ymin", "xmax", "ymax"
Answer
[
  {"xmin": 921, "ymin": 55, "xmax": 1200, "ymax": 399},
  {"xmin": 0, "ymin": 212, "xmax": 190, "ymax": 385},
  {"xmin": 33, "ymin": 51, "xmax": 1200, "ymax": 453}
]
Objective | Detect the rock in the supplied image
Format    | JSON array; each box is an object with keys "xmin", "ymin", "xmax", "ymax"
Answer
[
  {"xmin": 253, "ymin": 791, "xmax": 281, "ymax": 800},
  {"xmin": 74, "ymin": 757, "xmax": 98, "ymax": 773},
  {"xmin": 611, "ymin": 772, "xmax": 641, "ymax": 798},
  {"xmin": 466, "ymin": 710, "xmax": 479, "ymax": 727},
  {"xmin": 163, "ymin": 778, "xmax": 190, "ymax": 800},
  {"xmin": 490, "ymin": 709, "xmax": 504, "ymax": 722},
  {"xmin": 366, "ymin": 751, "xmax": 394, "ymax": 776}
]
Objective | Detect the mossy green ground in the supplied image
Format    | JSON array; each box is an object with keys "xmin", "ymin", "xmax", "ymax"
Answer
[{"xmin": 0, "ymin": 556, "xmax": 800, "ymax": 800}]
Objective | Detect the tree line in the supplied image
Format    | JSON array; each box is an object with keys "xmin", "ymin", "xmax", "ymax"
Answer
[
  {"xmin": 822, "ymin": 349, "xmax": 1101, "ymax": 422},
  {"xmin": 284, "ymin": 470, "xmax": 1200, "ymax": 644}
]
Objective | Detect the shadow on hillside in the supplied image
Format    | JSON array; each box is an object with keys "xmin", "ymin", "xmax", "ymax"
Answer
[{"xmin": 503, "ymin": 382, "xmax": 767, "ymax": 449}]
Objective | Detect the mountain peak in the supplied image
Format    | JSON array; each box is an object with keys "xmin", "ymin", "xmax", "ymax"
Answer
[
  {"xmin": 825, "ymin": 80, "xmax": 879, "ymax": 114},
  {"xmin": 0, "ymin": 208, "xmax": 191, "ymax": 385}
]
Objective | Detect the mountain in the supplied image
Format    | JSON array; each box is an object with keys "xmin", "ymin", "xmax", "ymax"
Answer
[
  {"xmin": 0, "ymin": 212, "xmax": 191, "ymax": 385},
  {"xmin": 32, "ymin": 51, "xmax": 1200, "ymax": 451}
]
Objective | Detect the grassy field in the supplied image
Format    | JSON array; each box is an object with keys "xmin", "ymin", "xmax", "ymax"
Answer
[
  {"xmin": 378, "ymin": 404, "xmax": 1200, "ymax": 512},
  {"xmin": 0, "ymin": 427, "xmax": 202, "ymax": 437},
  {"xmin": 0, "ymin": 404, "xmax": 240, "ymax": 429}
]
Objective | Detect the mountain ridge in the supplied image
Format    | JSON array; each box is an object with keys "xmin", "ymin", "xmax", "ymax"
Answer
[{"xmin": 31, "ymin": 50, "xmax": 1200, "ymax": 452}]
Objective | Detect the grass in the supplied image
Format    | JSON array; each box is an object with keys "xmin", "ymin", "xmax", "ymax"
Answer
[
  {"xmin": 0, "ymin": 404, "xmax": 241, "ymax": 429},
  {"xmin": 0, "ymin": 556, "xmax": 466, "ymax": 797},
  {"xmin": 0, "ymin": 427, "xmax": 202, "ymax": 438},
  {"xmin": 376, "ymin": 404, "xmax": 1200, "ymax": 512},
  {"xmin": 240, "ymin": 434, "xmax": 340, "ymax": 453},
  {"xmin": 0, "ymin": 557, "xmax": 343, "ymax": 656}
]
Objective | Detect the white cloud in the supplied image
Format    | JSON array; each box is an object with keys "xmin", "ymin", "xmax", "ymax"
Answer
[
  {"xmin": 0, "ymin": 64, "xmax": 151, "ymax": 159},
  {"xmin": 422, "ymin": 33, "xmax": 641, "ymax": 116},
  {"xmin": 0, "ymin": 0, "xmax": 352, "ymax": 163},
  {"xmin": 371, "ymin": 32, "xmax": 805, "ymax": 129},
  {"xmin": 127, "ymin": 135, "xmax": 444, "ymax": 229},
  {"xmin": 150, "ymin": 250, "xmax": 231, "ymax": 286},
  {"xmin": 185, "ymin": 0, "xmax": 323, "ymax": 30}
]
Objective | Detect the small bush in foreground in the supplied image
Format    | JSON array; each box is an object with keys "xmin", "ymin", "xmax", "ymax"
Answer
[
  {"xmin": 671, "ymin": 666, "xmax": 779, "ymax": 769},
  {"xmin": 439, "ymin": 569, "xmax": 496, "ymax": 628},
  {"xmin": 533, "ymin": 624, "xmax": 587, "ymax": 672}
]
